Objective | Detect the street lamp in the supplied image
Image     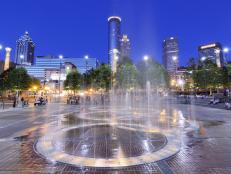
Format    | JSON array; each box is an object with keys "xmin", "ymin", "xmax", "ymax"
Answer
[
  {"xmin": 201, "ymin": 56, "xmax": 206, "ymax": 62},
  {"xmin": 143, "ymin": 55, "xmax": 150, "ymax": 99},
  {"xmin": 224, "ymin": 47, "xmax": 229, "ymax": 53},
  {"xmin": 200, "ymin": 56, "xmax": 208, "ymax": 93},
  {"xmin": 33, "ymin": 86, "xmax": 37, "ymax": 91},
  {"xmin": 172, "ymin": 56, "xmax": 178, "ymax": 61},
  {"xmin": 143, "ymin": 55, "xmax": 149, "ymax": 62},
  {"xmin": 59, "ymin": 55, "xmax": 63, "ymax": 59},
  {"xmin": 58, "ymin": 55, "xmax": 63, "ymax": 95},
  {"xmin": 84, "ymin": 55, "xmax": 89, "ymax": 60},
  {"xmin": 177, "ymin": 79, "xmax": 185, "ymax": 91},
  {"xmin": 223, "ymin": 47, "xmax": 230, "ymax": 88},
  {"xmin": 143, "ymin": 55, "xmax": 149, "ymax": 81},
  {"xmin": 84, "ymin": 55, "xmax": 89, "ymax": 90},
  {"xmin": 84, "ymin": 55, "xmax": 89, "ymax": 72}
]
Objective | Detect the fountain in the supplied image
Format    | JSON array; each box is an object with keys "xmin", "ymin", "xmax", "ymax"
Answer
[{"xmin": 35, "ymin": 58, "xmax": 183, "ymax": 169}]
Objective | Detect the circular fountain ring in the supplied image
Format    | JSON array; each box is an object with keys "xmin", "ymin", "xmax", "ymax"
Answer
[{"xmin": 35, "ymin": 123, "xmax": 180, "ymax": 168}]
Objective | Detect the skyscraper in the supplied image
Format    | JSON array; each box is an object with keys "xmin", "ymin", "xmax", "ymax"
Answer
[
  {"xmin": 163, "ymin": 37, "xmax": 179, "ymax": 75},
  {"xmin": 120, "ymin": 34, "xmax": 131, "ymax": 60},
  {"xmin": 15, "ymin": 31, "xmax": 35, "ymax": 65},
  {"xmin": 4, "ymin": 47, "xmax": 11, "ymax": 71},
  {"xmin": 108, "ymin": 16, "xmax": 121, "ymax": 73},
  {"xmin": 198, "ymin": 43, "xmax": 224, "ymax": 67}
]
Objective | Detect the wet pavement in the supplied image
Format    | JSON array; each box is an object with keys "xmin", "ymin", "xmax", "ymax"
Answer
[{"xmin": 0, "ymin": 103, "xmax": 231, "ymax": 173}]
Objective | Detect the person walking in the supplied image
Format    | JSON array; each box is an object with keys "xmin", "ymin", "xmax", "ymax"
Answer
[{"xmin": 13, "ymin": 96, "xmax": 17, "ymax": 108}]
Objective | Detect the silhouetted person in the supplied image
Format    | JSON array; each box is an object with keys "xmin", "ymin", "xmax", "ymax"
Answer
[{"xmin": 13, "ymin": 96, "xmax": 16, "ymax": 108}]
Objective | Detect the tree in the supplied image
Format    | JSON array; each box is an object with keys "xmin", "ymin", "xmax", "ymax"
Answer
[
  {"xmin": 64, "ymin": 70, "xmax": 82, "ymax": 94},
  {"xmin": 227, "ymin": 64, "xmax": 231, "ymax": 88},
  {"xmin": 94, "ymin": 64, "xmax": 112, "ymax": 91},
  {"xmin": 0, "ymin": 68, "xmax": 31, "ymax": 107},
  {"xmin": 192, "ymin": 60, "xmax": 228, "ymax": 94},
  {"xmin": 7, "ymin": 68, "xmax": 31, "ymax": 94},
  {"xmin": 192, "ymin": 69, "xmax": 208, "ymax": 90},
  {"xmin": 136, "ymin": 58, "xmax": 168, "ymax": 89},
  {"xmin": 118, "ymin": 56, "xmax": 133, "ymax": 66},
  {"xmin": 116, "ymin": 57, "xmax": 138, "ymax": 89},
  {"xmin": 84, "ymin": 68, "xmax": 96, "ymax": 89},
  {"xmin": 0, "ymin": 68, "xmax": 12, "ymax": 92},
  {"xmin": 79, "ymin": 64, "xmax": 112, "ymax": 91},
  {"xmin": 0, "ymin": 68, "xmax": 13, "ymax": 109}
]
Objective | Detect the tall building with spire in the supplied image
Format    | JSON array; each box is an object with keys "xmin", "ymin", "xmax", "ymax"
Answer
[
  {"xmin": 15, "ymin": 31, "xmax": 35, "ymax": 65},
  {"xmin": 120, "ymin": 34, "xmax": 131, "ymax": 60},
  {"xmin": 108, "ymin": 16, "xmax": 121, "ymax": 73}
]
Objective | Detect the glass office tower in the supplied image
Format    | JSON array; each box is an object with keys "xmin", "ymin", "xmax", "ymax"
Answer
[
  {"xmin": 108, "ymin": 16, "xmax": 121, "ymax": 73},
  {"xmin": 163, "ymin": 37, "xmax": 179, "ymax": 75},
  {"xmin": 198, "ymin": 43, "xmax": 224, "ymax": 68}
]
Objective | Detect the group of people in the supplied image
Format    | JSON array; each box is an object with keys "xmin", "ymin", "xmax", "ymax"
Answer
[
  {"xmin": 67, "ymin": 94, "xmax": 109, "ymax": 105},
  {"xmin": 34, "ymin": 96, "xmax": 48, "ymax": 106},
  {"xmin": 67, "ymin": 96, "xmax": 80, "ymax": 105},
  {"xmin": 13, "ymin": 96, "xmax": 29, "ymax": 108}
]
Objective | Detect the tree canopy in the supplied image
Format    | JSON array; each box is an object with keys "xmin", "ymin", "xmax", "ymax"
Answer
[
  {"xmin": 191, "ymin": 61, "xmax": 228, "ymax": 91},
  {"xmin": 64, "ymin": 70, "xmax": 82, "ymax": 93},
  {"xmin": 7, "ymin": 68, "xmax": 32, "ymax": 91},
  {"xmin": 136, "ymin": 58, "xmax": 168, "ymax": 89}
]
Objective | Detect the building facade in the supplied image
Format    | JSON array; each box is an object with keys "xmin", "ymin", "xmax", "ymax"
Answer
[
  {"xmin": 36, "ymin": 56, "xmax": 98, "ymax": 74},
  {"xmin": 108, "ymin": 16, "xmax": 121, "ymax": 73},
  {"xmin": 163, "ymin": 37, "xmax": 179, "ymax": 75},
  {"xmin": 15, "ymin": 31, "xmax": 35, "ymax": 65},
  {"xmin": 198, "ymin": 43, "xmax": 224, "ymax": 68},
  {"xmin": 23, "ymin": 56, "xmax": 98, "ymax": 81},
  {"xmin": 120, "ymin": 34, "xmax": 131, "ymax": 60}
]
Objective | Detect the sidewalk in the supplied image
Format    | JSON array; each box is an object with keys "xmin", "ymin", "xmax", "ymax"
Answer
[
  {"xmin": 174, "ymin": 97, "xmax": 231, "ymax": 111},
  {"xmin": 0, "ymin": 104, "xmax": 33, "ymax": 113}
]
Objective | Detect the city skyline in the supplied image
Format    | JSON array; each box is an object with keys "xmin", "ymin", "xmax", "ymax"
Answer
[{"xmin": 0, "ymin": 0, "xmax": 231, "ymax": 66}]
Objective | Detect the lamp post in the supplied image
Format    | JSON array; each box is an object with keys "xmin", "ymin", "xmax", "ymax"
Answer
[
  {"xmin": 0, "ymin": 45, "xmax": 6, "ymax": 109},
  {"xmin": 59, "ymin": 55, "xmax": 63, "ymax": 96},
  {"xmin": 143, "ymin": 55, "xmax": 149, "ymax": 85},
  {"xmin": 84, "ymin": 55, "xmax": 89, "ymax": 90},
  {"xmin": 84, "ymin": 55, "xmax": 89, "ymax": 72},
  {"xmin": 201, "ymin": 56, "xmax": 207, "ymax": 92},
  {"xmin": 223, "ymin": 48, "xmax": 230, "ymax": 88},
  {"xmin": 0, "ymin": 45, "xmax": 3, "ymax": 71}
]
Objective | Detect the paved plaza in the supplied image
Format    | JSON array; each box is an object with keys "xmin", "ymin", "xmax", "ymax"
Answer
[{"xmin": 0, "ymin": 102, "xmax": 231, "ymax": 173}]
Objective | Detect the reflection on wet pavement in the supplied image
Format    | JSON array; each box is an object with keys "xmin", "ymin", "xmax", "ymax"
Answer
[
  {"xmin": 0, "ymin": 103, "xmax": 230, "ymax": 173},
  {"xmin": 54, "ymin": 125, "xmax": 167, "ymax": 158}
]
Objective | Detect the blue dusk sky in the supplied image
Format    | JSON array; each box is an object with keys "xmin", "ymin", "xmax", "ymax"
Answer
[{"xmin": 0, "ymin": 0, "xmax": 231, "ymax": 65}]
